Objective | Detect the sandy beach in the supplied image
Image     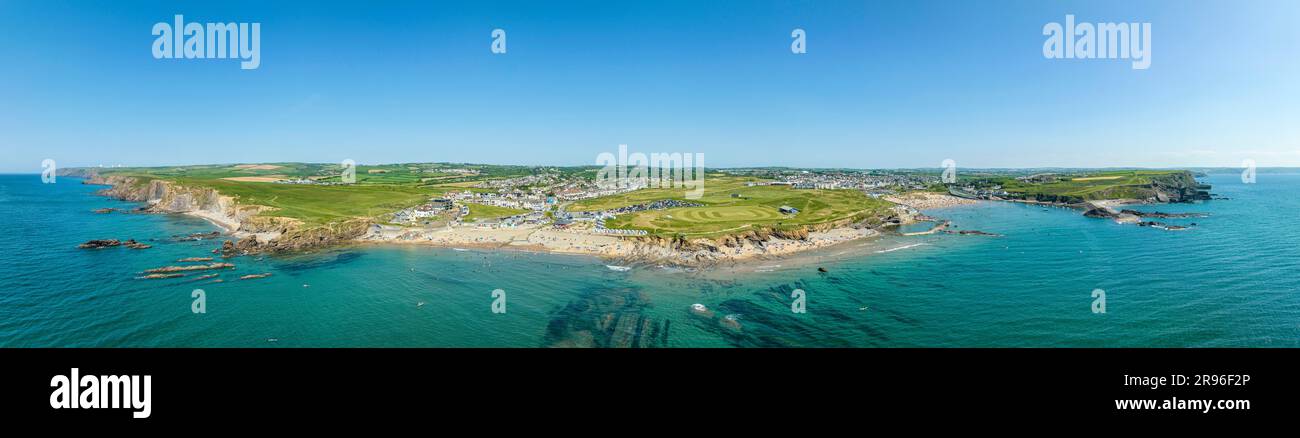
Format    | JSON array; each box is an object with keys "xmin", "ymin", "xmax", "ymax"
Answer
[
  {"xmin": 358, "ymin": 222, "xmax": 883, "ymax": 264},
  {"xmin": 884, "ymin": 192, "xmax": 979, "ymax": 210},
  {"xmin": 185, "ymin": 210, "xmax": 240, "ymax": 233}
]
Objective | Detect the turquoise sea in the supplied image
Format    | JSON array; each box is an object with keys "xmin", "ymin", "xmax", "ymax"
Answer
[{"xmin": 1, "ymin": 173, "xmax": 1296, "ymax": 347}]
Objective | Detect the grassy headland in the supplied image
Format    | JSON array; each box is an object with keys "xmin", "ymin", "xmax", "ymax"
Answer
[{"xmin": 957, "ymin": 170, "xmax": 1209, "ymax": 204}]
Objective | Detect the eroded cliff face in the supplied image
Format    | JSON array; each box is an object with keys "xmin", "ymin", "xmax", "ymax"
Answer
[
  {"xmin": 228, "ymin": 219, "xmax": 372, "ymax": 254},
  {"xmin": 84, "ymin": 175, "xmax": 267, "ymax": 230},
  {"xmin": 80, "ymin": 174, "xmax": 366, "ymax": 255},
  {"xmin": 1148, "ymin": 172, "xmax": 1213, "ymax": 203}
]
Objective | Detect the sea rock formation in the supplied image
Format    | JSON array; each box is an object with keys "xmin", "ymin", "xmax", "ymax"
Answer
[
  {"xmin": 542, "ymin": 288, "xmax": 670, "ymax": 348},
  {"xmin": 143, "ymin": 263, "xmax": 234, "ymax": 274},
  {"xmin": 78, "ymin": 239, "xmax": 122, "ymax": 249},
  {"xmin": 123, "ymin": 239, "xmax": 151, "ymax": 249}
]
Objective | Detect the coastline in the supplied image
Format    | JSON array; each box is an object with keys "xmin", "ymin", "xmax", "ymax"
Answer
[
  {"xmin": 184, "ymin": 209, "xmax": 241, "ymax": 233},
  {"xmin": 77, "ymin": 170, "xmax": 1210, "ymax": 266},
  {"xmin": 357, "ymin": 223, "xmax": 887, "ymax": 266},
  {"xmin": 77, "ymin": 173, "xmax": 904, "ymax": 266}
]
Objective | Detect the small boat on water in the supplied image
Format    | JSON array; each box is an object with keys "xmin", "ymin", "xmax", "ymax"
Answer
[
  {"xmin": 605, "ymin": 265, "xmax": 631, "ymax": 272},
  {"xmin": 720, "ymin": 314, "xmax": 742, "ymax": 331},
  {"xmin": 689, "ymin": 303, "xmax": 715, "ymax": 318}
]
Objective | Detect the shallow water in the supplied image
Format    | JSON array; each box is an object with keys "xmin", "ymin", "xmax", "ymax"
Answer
[{"xmin": 1, "ymin": 173, "xmax": 1296, "ymax": 347}]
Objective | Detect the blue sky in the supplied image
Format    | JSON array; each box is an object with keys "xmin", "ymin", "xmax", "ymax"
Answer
[{"xmin": 2, "ymin": 0, "xmax": 1298, "ymax": 172}]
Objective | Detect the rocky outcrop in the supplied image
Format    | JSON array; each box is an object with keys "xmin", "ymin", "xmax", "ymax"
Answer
[
  {"xmin": 173, "ymin": 231, "xmax": 222, "ymax": 242},
  {"xmin": 78, "ymin": 239, "xmax": 122, "ymax": 249},
  {"xmin": 123, "ymin": 239, "xmax": 151, "ymax": 249},
  {"xmin": 610, "ymin": 208, "xmax": 910, "ymax": 267},
  {"xmin": 136, "ymin": 273, "xmax": 184, "ymax": 280},
  {"xmin": 143, "ymin": 263, "xmax": 235, "ymax": 273},
  {"xmin": 543, "ymin": 288, "xmax": 670, "ymax": 348},
  {"xmin": 1118, "ymin": 209, "xmax": 1207, "ymax": 219},
  {"xmin": 1082, "ymin": 207, "xmax": 1118, "ymax": 219},
  {"xmin": 224, "ymin": 218, "xmax": 372, "ymax": 255},
  {"xmin": 951, "ymin": 230, "xmax": 1001, "ymax": 237},
  {"xmin": 1148, "ymin": 172, "xmax": 1212, "ymax": 202},
  {"xmin": 77, "ymin": 238, "xmax": 150, "ymax": 249}
]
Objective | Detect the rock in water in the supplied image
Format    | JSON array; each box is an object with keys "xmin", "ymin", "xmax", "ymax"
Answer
[
  {"xmin": 123, "ymin": 239, "xmax": 151, "ymax": 249},
  {"xmin": 143, "ymin": 263, "xmax": 235, "ymax": 273},
  {"xmin": 1082, "ymin": 207, "xmax": 1118, "ymax": 219},
  {"xmin": 135, "ymin": 273, "xmax": 183, "ymax": 280},
  {"xmin": 78, "ymin": 239, "xmax": 122, "ymax": 249},
  {"xmin": 220, "ymin": 240, "xmax": 237, "ymax": 257}
]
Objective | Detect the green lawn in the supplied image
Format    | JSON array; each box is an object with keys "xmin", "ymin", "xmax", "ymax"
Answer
[
  {"xmin": 567, "ymin": 176, "xmax": 757, "ymax": 212},
  {"xmin": 582, "ymin": 177, "xmax": 893, "ymax": 237},
  {"xmin": 94, "ymin": 164, "xmax": 459, "ymax": 227},
  {"xmin": 461, "ymin": 203, "xmax": 528, "ymax": 222},
  {"xmin": 176, "ymin": 178, "xmax": 432, "ymax": 226}
]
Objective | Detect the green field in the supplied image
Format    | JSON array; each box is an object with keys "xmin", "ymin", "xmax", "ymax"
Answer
[
  {"xmin": 175, "ymin": 178, "xmax": 431, "ymax": 227},
  {"xmin": 83, "ymin": 164, "xmax": 893, "ymax": 237},
  {"xmin": 94, "ymin": 164, "xmax": 436, "ymax": 227},
  {"xmin": 583, "ymin": 177, "xmax": 893, "ymax": 237},
  {"xmin": 461, "ymin": 203, "xmax": 528, "ymax": 222},
  {"xmin": 993, "ymin": 170, "xmax": 1190, "ymax": 202},
  {"xmin": 85, "ymin": 163, "xmax": 544, "ymax": 228}
]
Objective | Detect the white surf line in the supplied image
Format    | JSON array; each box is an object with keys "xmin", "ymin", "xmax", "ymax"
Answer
[{"xmin": 875, "ymin": 242, "xmax": 928, "ymax": 254}]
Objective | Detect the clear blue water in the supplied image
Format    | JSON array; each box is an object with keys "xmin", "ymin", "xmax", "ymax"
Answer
[{"xmin": 1, "ymin": 173, "xmax": 1296, "ymax": 347}]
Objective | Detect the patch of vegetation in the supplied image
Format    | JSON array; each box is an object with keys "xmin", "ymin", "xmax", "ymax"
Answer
[
  {"xmin": 461, "ymin": 203, "xmax": 528, "ymax": 222},
  {"xmin": 93, "ymin": 164, "xmax": 435, "ymax": 227},
  {"xmin": 175, "ymin": 178, "xmax": 431, "ymax": 227},
  {"xmin": 582, "ymin": 177, "xmax": 893, "ymax": 237}
]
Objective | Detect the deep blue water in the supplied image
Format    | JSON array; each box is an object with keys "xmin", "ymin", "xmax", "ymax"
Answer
[{"xmin": 1, "ymin": 173, "xmax": 1296, "ymax": 347}]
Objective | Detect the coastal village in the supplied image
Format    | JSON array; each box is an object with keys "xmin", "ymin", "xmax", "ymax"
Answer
[
  {"xmin": 382, "ymin": 168, "xmax": 948, "ymax": 235},
  {"xmin": 66, "ymin": 163, "xmax": 1213, "ymax": 272}
]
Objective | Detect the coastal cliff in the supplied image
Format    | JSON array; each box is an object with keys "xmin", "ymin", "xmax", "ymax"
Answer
[
  {"xmin": 1146, "ymin": 171, "xmax": 1213, "ymax": 203},
  {"xmin": 1004, "ymin": 171, "xmax": 1211, "ymax": 205},
  {"xmin": 74, "ymin": 172, "xmax": 366, "ymax": 255}
]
